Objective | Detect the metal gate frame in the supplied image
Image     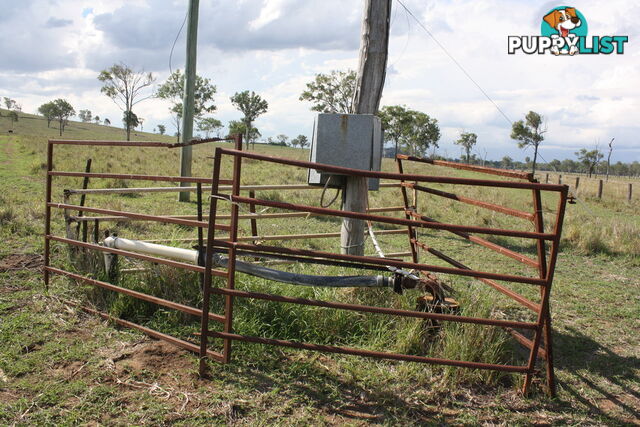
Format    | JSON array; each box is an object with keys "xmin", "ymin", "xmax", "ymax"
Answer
[{"xmin": 199, "ymin": 144, "xmax": 568, "ymax": 396}]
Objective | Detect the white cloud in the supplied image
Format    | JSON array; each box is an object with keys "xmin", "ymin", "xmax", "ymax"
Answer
[{"xmin": 0, "ymin": 0, "xmax": 638, "ymax": 162}]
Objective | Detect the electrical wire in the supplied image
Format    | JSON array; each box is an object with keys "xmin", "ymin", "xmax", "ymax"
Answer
[
  {"xmin": 395, "ymin": 0, "xmax": 513, "ymax": 127},
  {"xmin": 169, "ymin": 10, "xmax": 188, "ymax": 75}
]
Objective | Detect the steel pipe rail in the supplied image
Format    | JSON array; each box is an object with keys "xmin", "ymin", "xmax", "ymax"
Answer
[
  {"xmin": 217, "ymin": 148, "xmax": 565, "ymax": 191},
  {"xmin": 396, "ymin": 154, "xmax": 535, "ymax": 181},
  {"xmin": 228, "ymin": 195, "xmax": 555, "ymax": 240},
  {"xmin": 208, "ymin": 331, "xmax": 529, "ymax": 373},
  {"xmin": 49, "ymin": 171, "xmax": 231, "ymax": 185},
  {"xmin": 211, "ymin": 240, "xmax": 547, "ymax": 286}
]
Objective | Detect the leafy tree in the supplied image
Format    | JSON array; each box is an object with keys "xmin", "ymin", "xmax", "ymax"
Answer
[
  {"xmin": 103, "ymin": 118, "xmax": 111, "ymax": 126},
  {"xmin": 501, "ymin": 156, "xmax": 513, "ymax": 169},
  {"xmin": 405, "ymin": 111, "xmax": 440, "ymax": 157},
  {"xmin": 299, "ymin": 70, "xmax": 356, "ymax": 114},
  {"xmin": 228, "ymin": 120, "xmax": 260, "ymax": 143},
  {"xmin": 3, "ymin": 97, "xmax": 19, "ymax": 111},
  {"xmin": 267, "ymin": 136, "xmax": 286, "ymax": 146},
  {"xmin": 94, "ymin": 115, "xmax": 100, "ymax": 124},
  {"xmin": 511, "ymin": 111, "xmax": 545, "ymax": 174},
  {"xmin": 98, "ymin": 63, "xmax": 155, "ymax": 141},
  {"xmin": 379, "ymin": 106, "xmax": 439, "ymax": 157},
  {"xmin": 38, "ymin": 102, "xmax": 57, "ymax": 127},
  {"xmin": 291, "ymin": 134, "xmax": 309, "ymax": 149},
  {"xmin": 7, "ymin": 111, "xmax": 18, "ymax": 129},
  {"xmin": 157, "ymin": 124, "xmax": 166, "ymax": 135},
  {"xmin": 156, "ymin": 69, "xmax": 217, "ymax": 142},
  {"xmin": 379, "ymin": 105, "xmax": 413, "ymax": 157},
  {"xmin": 122, "ymin": 110, "xmax": 140, "ymax": 133},
  {"xmin": 276, "ymin": 134, "xmax": 289, "ymax": 146},
  {"xmin": 230, "ymin": 91, "xmax": 268, "ymax": 149},
  {"xmin": 576, "ymin": 148, "xmax": 603, "ymax": 177},
  {"xmin": 454, "ymin": 132, "xmax": 477, "ymax": 164},
  {"xmin": 78, "ymin": 109, "xmax": 92, "ymax": 122},
  {"xmin": 51, "ymin": 99, "xmax": 75, "ymax": 136},
  {"xmin": 197, "ymin": 117, "xmax": 223, "ymax": 138}
]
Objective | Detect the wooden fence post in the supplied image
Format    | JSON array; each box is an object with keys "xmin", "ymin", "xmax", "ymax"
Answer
[
  {"xmin": 629, "ymin": 183, "xmax": 633, "ymax": 201},
  {"xmin": 558, "ymin": 175, "xmax": 562, "ymax": 185},
  {"xmin": 545, "ymin": 173, "xmax": 549, "ymax": 183},
  {"xmin": 575, "ymin": 177, "xmax": 579, "ymax": 190},
  {"xmin": 598, "ymin": 180, "xmax": 603, "ymax": 199}
]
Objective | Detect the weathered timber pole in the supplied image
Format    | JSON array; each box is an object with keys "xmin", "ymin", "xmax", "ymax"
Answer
[
  {"xmin": 341, "ymin": 0, "xmax": 391, "ymax": 255},
  {"xmin": 179, "ymin": 0, "xmax": 200, "ymax": 202}
]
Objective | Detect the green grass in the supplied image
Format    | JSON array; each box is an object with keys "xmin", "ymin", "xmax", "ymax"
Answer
[{"xmin": 0, "ymin": 114, "xmax": 639, "ymax": 424}]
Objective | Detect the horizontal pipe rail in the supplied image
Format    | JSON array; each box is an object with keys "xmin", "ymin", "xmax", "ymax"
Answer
[
  {"xmin": 49, "ymin": 171, "xmax": 232, "ymax": 185},
  {"xmin": 208, "ymin": 331, "xmax": 528, "ymax": 373},
  {"xmin": 229, "ymin": 195, "xmax": 555, "ymax": 240},
  {"xmin": 47, "ymin": 236, "xmax": 227, "ymax": 277},
  {"xmin": 412, "ymin": 240, "xmax": 541, "ymax": 312},
  {"xmin": 64, "ymin": 183, "xmax": 402, "ymax": 196},
  {"xmin": 212, "ymin": 240, "xmax": 547, "ymax": 286},
  {"xmin": 67, "ymin": 207, "xmax": 406, "ymax": 223},
  {"xmin": 210, "ymin": 287, "xmax": 537, "ymax": 329},
  {"xmin": 46, "ymin": 266, "xmax": 224, "ymax": 323},
  {"xmin": 396, "ymin": 155, "xmax": 534, "ymax": 181},
  {"xmin": 49, "ymin": 139, "xmax": 174, "ymax": 147},
  {"xmin": 217, "ymin": 148, "xmax": 564, "ymax": 191},
  {"xmin": 408, "ymin": 211, "xmax": 540, "ymax": 268},
  {"xmin": 48, "ymin": 203, "xmax": 231, "ymax": 231},
  {"xmin": 68, "ymin": 302, "xmax": 223, "ymax": 362},
  {"xmin": 405, "ymin": 182, "xmax": 535, "ymax": 221}
]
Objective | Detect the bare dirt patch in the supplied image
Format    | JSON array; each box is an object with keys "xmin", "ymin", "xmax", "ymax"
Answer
[{"xmin": 0, "ymin": 253, "xmax": 43, "ymax": 273}]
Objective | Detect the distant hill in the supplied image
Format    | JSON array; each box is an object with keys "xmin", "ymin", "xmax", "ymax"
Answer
[{"xmin": 0, "ymin": 108, "xmax": 173, "ymax": 142}]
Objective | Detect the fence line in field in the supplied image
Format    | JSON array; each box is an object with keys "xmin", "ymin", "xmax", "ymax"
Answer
[{"xmin": 537, "ymin": 172, "xmax": 634, "ymax": 201}]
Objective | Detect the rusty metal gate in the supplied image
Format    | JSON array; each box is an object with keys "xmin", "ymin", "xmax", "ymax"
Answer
[
  {"xmin": 199, "ymin": 143, "xmax": 568, "ymax": 396},
  {"xmin": 44, "ymin": 136, "xmax": 567, "ymax": 396}
]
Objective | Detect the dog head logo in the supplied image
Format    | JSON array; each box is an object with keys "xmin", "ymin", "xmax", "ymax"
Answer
[
  {"xmin": 543, "ymin": 7, "xmax": 581, "ymax": 37},
  {"xmin": 540, "ymin": 6, "xmax": 588, "ymax": 55}
]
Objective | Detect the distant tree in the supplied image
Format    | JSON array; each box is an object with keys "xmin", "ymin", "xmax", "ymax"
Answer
[
  {"xmin": 576, "ymin": 148, "xmax": 603, "ymax": 178},
  {"xmin": 291, "ymin": 134, "xmax": 308, "ymax": 149},
  {"xmin": 51, "ymin": 99, "xmax": 75, "ymax": 136},
  {"xmin": 7, "ymin": 111, "xmax": 18, "ymax": 129},
  {"xmin": 267, "ymin": 136, "xmax": 286, "ymax": 146},
  {"xmin": 94, "ymin": 115, "xmax": 100, "ymax": 124},
  {"xmin": 122, "ymin": 110, "xmax": 140, "ymax": 133},
  {"xmin": 230, "ymin": 90, "xmax": 268, "ymax": 149},
  {"xmin": 405, "ymin": 111, "xmax": 440, "ymax": 157},
  {"xmin": 103, "ymin": 118, "xmax": 111, "ymax": 126},
  {"xmin": 3, "ymin": 97, "xmax": 19, "ymax": 111},
  {"xmin": 511, "ymin": 111, "xmax": 545, "ymax": 174},
  {"xmin": 197, "ymin": 117, "xmax": 223, "ymax": 138},
  {"xmin": 299, "ymin": 69, "xmax": 356, "ymax": 114},
  {"xmin": 501, "ymin": 156, "xmax": 513, "ymax": 169},
  {"xmin": 549, "ymin": 159, "xmax": 562, "ymax": 172},
  {"xmin": 98, "ymin": 62, "xmax": 155, "ymax": 141},
  {"xmin": 276, "ymin": 134, "xmax": 289, "ymax": 146},
  {"xmin": 157, "ymin": 124, "xmax": 166, "ymax": 135},
  {"xmin": 379, "ymin": 105, "xmax": 439, "ymax": 157},
  {"xmin": 156, "ymin": 69, "xmax": 217, "ymax": 142},
  {"xmin": 379, "ymin": 105, "xmax": 413, "ymax": 157},
  {"xmin": 454, "ymin": 131, "xmax": 477, "ymax": 164},
  {"xmin": 228, "ymin": 120, "xmax": 260, "ymax": 143},
  {"xmin": 78, "ymin": 109, "xmax": 92, "ymax": 122},
  {"xmin": 38, "ymin": 102, "xmax": 57, "ymax": 127}
]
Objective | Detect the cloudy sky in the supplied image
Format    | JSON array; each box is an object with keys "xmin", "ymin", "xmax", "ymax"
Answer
[{"xmin": 1, "ymin": 0, "xmax": 638, "ymax": 162}]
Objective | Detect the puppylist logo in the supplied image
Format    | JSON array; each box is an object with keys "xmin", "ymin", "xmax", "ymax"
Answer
[{"xmin": 508, "ymin": 6, "xmax": 628, "ymax": 55}]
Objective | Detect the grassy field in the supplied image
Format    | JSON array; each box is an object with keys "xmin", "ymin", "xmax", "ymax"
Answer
[{"xmin": 1, "ymin": 111, "xmax": 639, "ymax": 425}]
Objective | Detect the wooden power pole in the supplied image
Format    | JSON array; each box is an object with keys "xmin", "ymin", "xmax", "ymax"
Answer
[
  {"xmin": 341, "ymin": 0, "xmax": 391, "ymax": 255},
  {"xmin": 179, "ymin": 0, "xmax": 200, "ymax": 202}
]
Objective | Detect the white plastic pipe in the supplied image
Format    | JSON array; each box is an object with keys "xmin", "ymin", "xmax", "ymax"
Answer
[{"xmin": 103, "ymin": 236, "xmax": 199, "ymax": 264}]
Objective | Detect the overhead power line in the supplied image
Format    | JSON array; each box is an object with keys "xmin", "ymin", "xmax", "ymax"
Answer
[{"xmin": 395, "ymin": 0, "xmax": 513, "ymax": 126}]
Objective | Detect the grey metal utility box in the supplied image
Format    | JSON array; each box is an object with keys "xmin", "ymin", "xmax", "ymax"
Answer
[{"xmin": 308, "ymin": 113, "xmax": 383, "ymax": 190}]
